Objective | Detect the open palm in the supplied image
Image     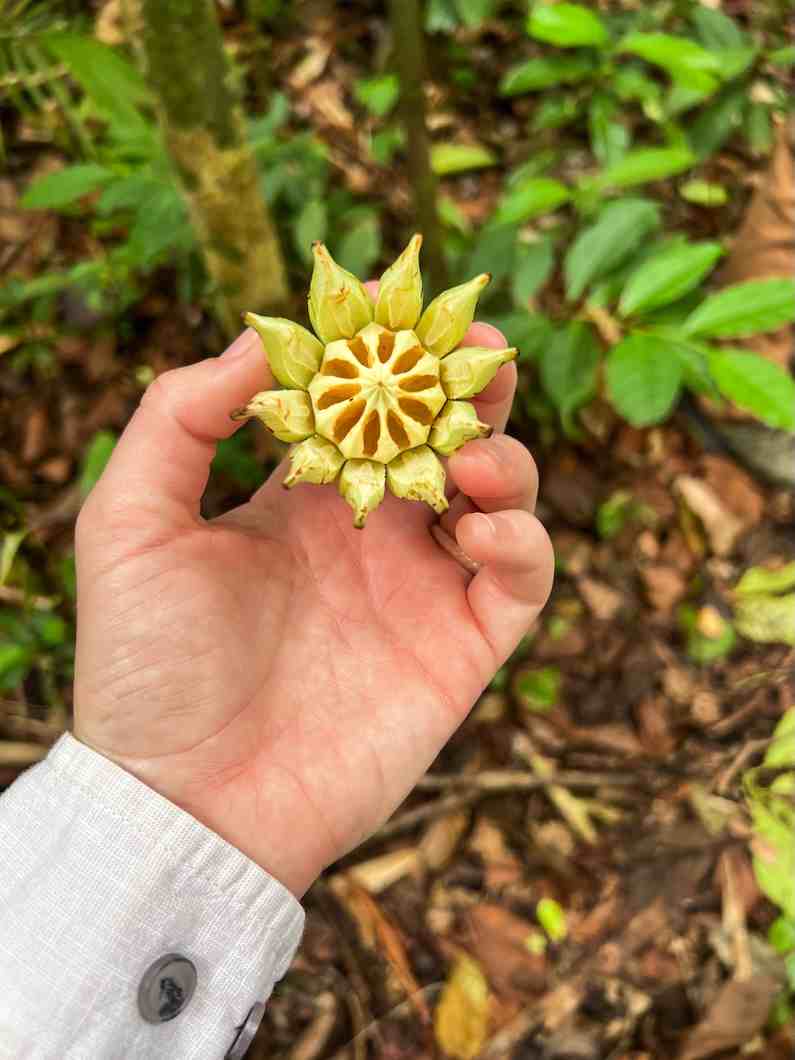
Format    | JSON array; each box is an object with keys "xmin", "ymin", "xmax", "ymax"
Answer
[{"xmin": 74, "ymin": 324, "xmax": 552, "ymax": 896}]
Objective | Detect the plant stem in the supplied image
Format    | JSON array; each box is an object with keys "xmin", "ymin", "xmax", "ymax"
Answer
[
  {"xmin": 140, "ymin": 0, "xmax": 288, "ymax": 333},
  {"xmin": 387, "ymin": 0, "xmax": 448, "ymax": 295}
]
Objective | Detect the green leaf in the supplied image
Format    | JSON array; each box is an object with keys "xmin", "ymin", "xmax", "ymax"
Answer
[
  {"xmin": 79, "ymin": 430, "xmax": 117, "ymax": 498},
  {"xmin": 588, "ymin": 96, "xmax": 629, "ymax": 167},
  {"xmin": 515, "ymin": 666, "xmax": 560, "ymax": 712},
  {"xmin": 536, "ymin": 898, "xmax": 567, "ymax": 941},
  {"xmin": 21, "ymin": 165, "xmax": 113, "ymax": 210},
  {"xmin": 691, "ymin": 5, "xmax": 748, "ymax": 51},
  {"xmin": 492, "ymin": 178, "xmax": 570, "ymax": 227},
  {"xmin": 0, "ymin": 531, "xmax": 26, "ymax": 586},
  {"xmin": 97, "ymin": 175, "xmax": 164, "ymax": 215},
  {"xmin": 499, "ymin": 54, "xmax": 595, "ymax": 94},
  {"xmin": 425, "ymin": 0, "xmax": 460, "ymax": 33},
  {"xmin": 688, "ymin": 86, "xmax": 746, "ymax": 160},
  {"xmin": 527, "ymin": 3, "xmax": 608, "ymax": 48},
  {"xmin": 735, "ymin": 593, "xmax": 795, "ymax": 645},
  {"xmin": 684, "ymin": 278, "xmax": 795, "ymax": 338},
  {"xmin": 512, "ymin": 239, "xmax": 554, "ymax": 306},
  {"xmin": 336, "ymin": 212, "xmax": 382, "ymax": 279},
  {"xmin": 488, "ymin": 312, "xmax": 554, "ymax": 362},
  {"xmin": 353, "ymin": 74, "xmax": 399, "ymax": 117},
  {"xmin": 531, "ymin": 96, "xmax": 580, "ymax": 132},
  {"xmin": 564, "ymin": 198, "xmax": 660, "ymax": 301},
  {"xmin": 707, "ymin": 349, "xmax": 795, "ymax": 429},
  {"xmin": 590, "ymin": 148, "xmax": 694, "ymax": 191},
  {"xmin": 0, "ymin": 643, "xmax": 35, "ymax": 692},
  {"xmin": 619, "ymin": 242, "xmax": 723, "ymax": 317},
  {"xmin": 596, "ymin": 490, "xmax": 635, "ymax": 539},
  {"xmin": 765, "ymin": 710, "xmax": 795, "ymax": 770},
  {"xmin": 293, "ymin": 199, "xmax": 327, "ymax": 263},
  {"xmin": 745, "ymin": 102, "xmax": 774, "ymax": 156},
  {"xmin": 212, "ymin": 431, "xmax": 266, "ymax": 491},
  {"xmin": 454, "ymin": 0, "xmax": 498, "ymax": 26},
  {"xmin": 750, "ymin": 799, "xmax": 795, "ymax": 918},
  {"xmin": 612, "ymin": 66, "xmax": 661, "ymax": 104},
  {"xmin": 679, "ymin": 604, "xmax": 736, "ymax": 663},
  {"xmin": 768, "ymin": 916, "xmax": 795, "ymax": 955},
  {"xmin": 606, "ymin": 333, "xmax": 682, "ymax": 426},
  {"xmin": 679, "ymin": 180, "xmax": 728, "ymax": 206},
  {"xmin": 736, "ymin": 562, "xmax": 795, "ymax": 598},
  {"xmin": 619, "ymin": 32, "xmax": 722, "ymax": 93},
  {"xmin": 466, "ymin": 224, "xmax": 517, "ymax": 289},
  {"xmin": 659, "ymin": 335, "xmax": 719, "ymax": 397},
  {"xmin": 43, "ymin": 32, "xmax": 148, "ymax": 130},
  {"xmin": 430, "ymin": 142, "xmax": 497, "ymax": 175},
  {"xmin": 540, "ymin": 322, "xmax": 601, "ymax": 433},
  {"xmin": 768, "ymin": 45, "xmax": 795, "ymax": 67}
]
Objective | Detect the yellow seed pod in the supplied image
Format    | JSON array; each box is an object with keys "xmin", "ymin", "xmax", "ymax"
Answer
[
  {"xmin": 338, "ymin": 459, "xmax": 386, "ymax": 529},
  {"xmin": 415, "ymin": 274, "xmax": 490, "ymax": 357},
  {"xmin": 233, "ymin": 390, "xmax": 314, "ymax": 443},
  {"xmin": 308, "ymin": 243, "xmax": 373, "ymax": 344},
  {"xmin": 283, "ymin": 435, "xmax": 345, "ymax": 488},
  {"xmin": 428, "ymin": 400, "xmax": 492, "ymax": 456},
  {"xmin": 386, "ymin": 445, "xmax": 448, "ymax": 514},
  {"xmin": 440, "ymin": 346, "xmax": 517, "ymax": 400},
  {"xmin": 243, "ymin": 314, "xmax": 323, "ymax": 390},
  {"xmin": 374, "ymin": 233, "xmax": 423, "ymax": 331}
]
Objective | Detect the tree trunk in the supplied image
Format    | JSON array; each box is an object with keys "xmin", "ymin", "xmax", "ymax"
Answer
[
  {"xmin": 388, "ymin": 0, "xmax": 448, "ymax": 296},
  {"xmin": 140, "ymin": 0, "xmax": 288, "ymax": 334}
]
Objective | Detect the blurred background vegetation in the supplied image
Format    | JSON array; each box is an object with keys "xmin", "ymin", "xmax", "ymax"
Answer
[{"xmin": 1, "ymin": 0, "xmax": 795, "ymax": 1056}]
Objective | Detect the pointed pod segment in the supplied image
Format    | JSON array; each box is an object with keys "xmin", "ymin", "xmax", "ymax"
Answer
[
  {"xmin": 440, "ymin": 346, "xmax": 517, "ymax": 400},
  {"xmin": 415, "ymin": 273, "xmax": 491, "ymax": 358},
  {"xmin": 308, "ymin": 242, "xmax": 373, "ymax": 344},
  {"xmin": 386, "ymin": 445, "xmax": 448, "ymax": 514},
  {"xmin": 428, "ymin": 400, "xmax": 492, "ymax": 456},
  {"xmin": 235, "ymin": 389, "xmax": 314, "ymax": 443},
  {"xmin": 375, "ymin": 233, "xmax": 423, "ymax": 331},
  {"xmin": 283, "ymin": 435, "xmax": 345, "ymax": 488},
  {"xmin": 244, "ymin": 313, "xmax": 323, "ymax": 390},
  {"xmin": 338, "ymin": 459, "xmax": 386, "ymax": 528}
]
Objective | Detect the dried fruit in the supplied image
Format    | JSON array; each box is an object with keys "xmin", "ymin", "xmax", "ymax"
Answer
[{"xmin": 236, "ymin": 236, "xmax": 515, "ymax": 526}]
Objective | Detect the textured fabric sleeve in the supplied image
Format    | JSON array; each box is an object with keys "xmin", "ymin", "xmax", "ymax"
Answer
[{"xmin": 0, "ymin": 732, "xmax": 305, "ymax": 1060}]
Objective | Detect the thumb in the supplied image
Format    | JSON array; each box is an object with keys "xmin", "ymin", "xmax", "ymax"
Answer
[{"xmin": 81, "ymin": 328, "xmax": 271, "ymax": 535}]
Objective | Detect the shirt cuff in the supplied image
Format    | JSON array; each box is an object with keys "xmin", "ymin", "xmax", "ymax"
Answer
[{"xmin": 0, "ymin": 731, "xmax": 304, "ymax": 1059}]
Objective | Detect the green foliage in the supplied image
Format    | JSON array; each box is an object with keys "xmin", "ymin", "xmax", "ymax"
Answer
[
  {"xmin": 515, "ymin": 666, "xmax": 560, "ymax": 712},
  {"xmin": 683, "ymin": 279, "xmax": 795, "ymax": 339},
  {"xmin": 606, "ymin": 334, "xmax": 682, "ymax": 426},
  {"xmin": 564, "ymin": 198, "xmax": 660, "ymax": 301},
  {"xmin": 527, "ymin": 4, "xmax": 608, "ymax": 49},
  {"xmin": 678, "ymin": 605, "xmax": 736, "ymax": 664},
  {"xmin": 0, "ymin": 606, "xmax": 73, "ymax": 696},
  {"xmin": 744, "ymin": 710, "xmax": 795, "ymax": 921},
  {"xmin": 492, "ymin": 178, "xmax": 570, "ymax": 226},
  {"xmin": 430, "ymin": 142, "xmax": 497, "ymax": 176},
  {"xmin": 540, "ymin": 322, "xmax": 600, "ymax": 435},
  {"xmin": 536, "ymin": 897, "xmax": 567, "ymax": 942},
  {"xmin": 79, "ymin": 431, "xmax": 117, "ymax": 497}
]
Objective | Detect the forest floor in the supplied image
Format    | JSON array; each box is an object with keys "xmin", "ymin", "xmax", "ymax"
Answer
[{"xmin": 1, "ymin": 3, "xmax": 794, "ymax": 1058}]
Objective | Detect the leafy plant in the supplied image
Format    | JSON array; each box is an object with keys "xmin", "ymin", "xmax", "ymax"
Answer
[{"xmin": 500, "ymin": 2, "xmax": 790, "ymax": 163}]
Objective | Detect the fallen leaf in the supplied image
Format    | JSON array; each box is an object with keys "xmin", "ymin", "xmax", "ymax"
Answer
[
  {"xmin": 677, "ymin": 975, "xmax": 779, "ymax": 1060},
  {"xmin": 434, "ymin": 952, "xmax": 490, "ymax": 1060},
  {"xmin": 346, "ymin": 847, "xmax": 422, "ymax": 894},
  {"xmin": 640, "ymin": 564, "xmax": 687, "ymax": 612},
  {"xmin": 467, "ymin": 817, "xmax": 523, "ymax": 889},
  {"xmin": 578, "ymin": 577, "xmax": 624, "ymax": 621},
  {"xmin": 420, "ymin": 811, "xmax": 471, "ymax": 872},
  {"xmin": 673, "ymin": 476, "xmax": 745, "ymax": 556},
  {"xmin": 464, "ymin": 904, "xmax": 547, "ymax": 1000},
  {"xmin": 734, "ymin": 593, "xmax": 795, "ymax": 645},
  {"xmin": 718, "ymin": 121, "xmax": 794, "ymax": 370},
  {"xmin": 701, "ymin": 455, "xmax": 765, "ymax": 528}
]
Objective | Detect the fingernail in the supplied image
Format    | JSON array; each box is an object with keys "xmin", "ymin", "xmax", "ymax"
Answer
[{"xmin": 220, "ymin": 328, "xmax": 259, "ymax": 361}]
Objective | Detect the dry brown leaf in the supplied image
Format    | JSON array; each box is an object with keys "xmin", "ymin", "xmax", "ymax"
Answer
[
  {"xmin": 346, "ymin": 882, "xmax": 431, "ymax": 1024},
  {"xmin": 434, "ymin": 952, "xmax": 490, "ymax": 1060},
  {"xmin": 463, "ymin": 904, "xmax": 547, "ymax": 1000},
  {"xmin": 420, "ymin": 812, "xmax": 470, "ymax": 872},
  {"xmin": 701, "ymin": 455, "xmax": 765, "ymax": 528},
  {"xmin": 346, "ymin": 848, "xmax": 421, "ymax": 894},
  {"xmin": 677, "ymin": 974, "xmax": 779, "ymax": 1060},
  {"xmin": 467, "ymin": 817, "xmax": 523, "ymax": 889},
  {"xmin": 673, "ymin": 477, "xmax": 745, "ymax": 556},
  {"xmin": 639, "ymin": 565, "xmax": 687, "ymax": 613},
  {"xmin": 718, "ymin": 120, "xmax": 795, "ymax": 370},
  {"xmin": 578, "ymin": 577, "xmax": 624, "ymax": 621}
]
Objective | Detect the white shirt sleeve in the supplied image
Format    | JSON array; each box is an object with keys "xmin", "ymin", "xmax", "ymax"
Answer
[{"xmin": 0, "ymin": 732, "xmax": 305, "ymax": 1060}]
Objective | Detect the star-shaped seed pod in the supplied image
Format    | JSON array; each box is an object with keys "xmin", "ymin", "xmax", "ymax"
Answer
[{"xmin": 233, "ymin": 235, "xmax": 516, "ymax": 527}]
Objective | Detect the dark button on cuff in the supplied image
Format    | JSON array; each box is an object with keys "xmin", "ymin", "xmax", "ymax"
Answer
[
  {"xmin": 138, "ymin": 954, "xmax": 197, "ymax": 1023},
  {"xmin": 225, "ymin": 1002, "xmax": 266, "ymax": 1059}
]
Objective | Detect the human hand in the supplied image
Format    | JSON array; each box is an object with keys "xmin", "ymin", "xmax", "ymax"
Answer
[{"xmin": 74, "ymin": 313, "xmax": 553, "ymax": 897}]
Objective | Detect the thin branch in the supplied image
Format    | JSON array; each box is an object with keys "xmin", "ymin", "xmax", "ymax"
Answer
[{"xmin": 387, "ymin": 0, "xmax": 448, "ymax": 295}]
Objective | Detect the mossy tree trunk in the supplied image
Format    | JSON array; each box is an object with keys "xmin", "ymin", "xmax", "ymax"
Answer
[
  {"xmin": 388, "ymin": 0, "xmax": 448, "ymax": 296},
  {"xmin": 140, "ymin": 0, "xmax": 288, "ymax": 334}
]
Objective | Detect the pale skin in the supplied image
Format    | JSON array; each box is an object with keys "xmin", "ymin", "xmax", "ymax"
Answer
[{"xmin": 74, "ymin": 294, "xmax": 554, "ymax": 897}]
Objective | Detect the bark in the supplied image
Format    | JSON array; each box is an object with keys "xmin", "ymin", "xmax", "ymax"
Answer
[
  {"xmin": 388, "ymin": 0, "xmax": 448, "ymax": 296},
  {"xmin": 140, "ymin": 0, "xmax": 288, "ymax": 334}
]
